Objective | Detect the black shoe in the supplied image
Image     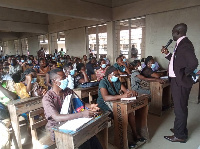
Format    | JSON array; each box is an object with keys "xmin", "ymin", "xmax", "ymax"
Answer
[
  {"xmin": 136, "ymin": 137, "xmax": 146, "ymax": 142},
  {"xmin": 128, "ymin": 142, "xmax": 137, "ymax": 149}
]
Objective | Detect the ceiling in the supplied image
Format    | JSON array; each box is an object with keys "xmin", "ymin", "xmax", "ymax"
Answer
[
  {"xmin": 0, "ymin": 0, "xmax": 143, "ymax": 41},
  {"xmin": 80, "ymin": 0, "xmax": 142, "ymax": 7}
]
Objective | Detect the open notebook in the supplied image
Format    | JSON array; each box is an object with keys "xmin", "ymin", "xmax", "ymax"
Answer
[
  {"xmin": 121, "ymin": 97, "xmax": 137, "ymax": 101},
  {"xmin": 59, "ymin": 118, "xmax": 93, "ymax": 131}
]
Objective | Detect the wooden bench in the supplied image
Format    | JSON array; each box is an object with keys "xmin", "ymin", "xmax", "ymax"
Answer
[{"xmin": 29, "ymin": 108, "xmax": 56, "ymax": 149}]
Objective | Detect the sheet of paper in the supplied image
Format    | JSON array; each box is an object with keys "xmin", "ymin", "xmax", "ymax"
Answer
[
  {"xmin": 120, "ymin": 74, "xmax": 128, "ymax": 77},
  {"xmin": 160, "ymin": 76, "xmax": 168, "ymax": 79},
  {"xmin": 59, "ymin": 118, "xmax": 92, "ymax": 131},
  {"xmin": 121, "ymin": 97, "xmax": 137, "ymax": 101}
]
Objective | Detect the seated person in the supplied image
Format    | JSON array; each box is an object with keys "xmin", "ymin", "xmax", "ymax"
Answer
[
  {"xmin": 22, "ymin": 57, "xmax": 34, "ymax": 72},
  {"xmin": 113, "ymin": 57, "xmax": 131, "ymax": 75},
  {"xmin": 63, "ymin": 63, "xmax": 75, "ymax": 89},
  {"xmin": 9, "ymin": 58, "xmax": 22, "ymax": 76},
  {"xmin": 130, "ymin": 60, "xmax": 164, "ymax": 95},
  {"xmin": 119, "ymin": 54, "xmax": 130, "ymax": 68},
  {"xmin": 82, "ymin": 55, "xmax": 88, "ymax": 65},
  {"xmin": 20, "ymin": 68, "xmax": 46, "ymax": 97},
  {"xmin": 42, "ymin": 68, "xmax": 103, "ymax": 149},
  {"xmin": 46, "ymin": 61, "xmax": 57, "ymax": 90},
  {"xmin": 86, "ymin": 57, "xmax": 96, "ymax": 80},
  {"xmin": 141, "ymin": 56, "xmax": 163, "ymax": 78},
  {"xmin": 95, "ymin": 59, "xmax": 107, "ymax": 81},
  {"xmin": 34, "ymin": 58, "xmax": 50, "ymax": 76},
  {"xmin": 97, "ymin": 66, "xmax": 145, "ymax": 147},
  {"xmin": 57, "ymin": 57, "xmax": 65, "ymax": 68},
  {"xmin": 141, "ymin": 56, "xmax": 160, "ymax": 71},
  {"xmin": 74, "ymin": 63, "xmax": 89, "ymax": 88}
]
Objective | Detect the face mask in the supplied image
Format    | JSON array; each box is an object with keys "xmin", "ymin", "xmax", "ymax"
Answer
[
  {"xmin": 60, "ymin": 60, "xmax": 65, "ymax": 63},
  {"xmin": 21, "ymin": 60, "xmax": 24, "ymax": 63},
  {"xmin": 70, "ymin": 69, "xmax": 75, "ymax": 76},
  {"xmin": 123, "ymin": 58, "xmax": 126, "ymax": 62},
  {"xmin": 103, "ymin": 58, "xmax": 107, "ymax": 60},
  {"xmin": 151, "ymin": 64, "xmax": 156, "ymax": 69},
  {"xmin": 101, "ymin": 64, "xmax": 106, "ymax": 69},
  {"xmin": 52, "ymin": 57, "xmax": 55, "ymax": 60},
  {"xmin": 59, "ymin": 78, "xmax": 68, "ymax": 90},
  {"xmin": 31, "ymin": 78, "xmax": 37, "ymax": 84},
  {"xmin": 28, "ymin": 60, "xmax": 32, "ymax": 64},
  {"xmin": 110, "ymin": 76, "xmax": 118, "ymax": 82},
  {"xmin": 137, "ymin": 66, "xmax": 142, "ymax": 71}
]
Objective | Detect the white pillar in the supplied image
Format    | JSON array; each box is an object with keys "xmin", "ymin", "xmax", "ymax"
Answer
[{"xmin": 107, "ymin": 21, "xmax": 120, "ymax": 65}]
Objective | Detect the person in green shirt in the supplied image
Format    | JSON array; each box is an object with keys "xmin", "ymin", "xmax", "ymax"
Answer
[
  {"xmin": 97, "ymin": 66, "xmax": 145, "ymax": 147},
  {"xmin": 113, "ymin": 57, "xmax": 131, "ymax": 75}
]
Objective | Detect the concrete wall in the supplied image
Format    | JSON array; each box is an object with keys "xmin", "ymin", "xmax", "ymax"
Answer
[
  {"xmin": 65, "ymin": 27, "xmax": 86, "ymax": 57},
  {"xmin": 145, "ymin": 6, "xmax": 200, "ymax": 69},
  {"xmin": 28, "ymin": 36, "xmax": 39, "ymax": 56}
]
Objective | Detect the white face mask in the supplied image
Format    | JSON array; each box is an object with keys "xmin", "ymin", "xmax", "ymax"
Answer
[{"xmin": 137, "ymin": 66, "xmax": 142, "ymax": 71}]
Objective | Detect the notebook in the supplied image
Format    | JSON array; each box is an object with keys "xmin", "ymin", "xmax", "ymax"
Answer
[
  {"xmin": 59, "ymin": 118, "xmax": 93, "ymax": 131},
  {"xmin": 121, "ymin": 97, "xmax": 137, "ymax": 101}
]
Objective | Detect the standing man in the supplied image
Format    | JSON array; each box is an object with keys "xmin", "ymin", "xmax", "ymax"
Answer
[{"xmin": 161, "ymin": 23, "xmax": 198, "ymax": 143}]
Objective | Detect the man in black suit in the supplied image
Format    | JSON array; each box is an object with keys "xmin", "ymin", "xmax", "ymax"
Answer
[{"xmin": 161, "ymin": 23, "xmax": 198, "ymax": 143}]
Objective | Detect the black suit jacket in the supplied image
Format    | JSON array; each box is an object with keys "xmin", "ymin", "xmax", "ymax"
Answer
[{"xmin": 166, "ymin": 37, "xmax": 198, "ymax": 88}]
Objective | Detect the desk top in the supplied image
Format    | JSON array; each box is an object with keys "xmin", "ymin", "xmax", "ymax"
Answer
[
  {"xmin": 112, "ymin": 95, "xmax": 149, "ymax": 105},
  {"xmin": 150, "ymin": 81, "xmax": 170, "ymax": 88},
  {"xmin": 8, "ymin": 96, "xmax": 42, "ymax": 106},
  {"xmin": 53, "ymin": 112, "xmax": 110, "ymax": 136},
  {"xmin": 73, "ymin": 86, "xmax": 98, "ymax": 91}
]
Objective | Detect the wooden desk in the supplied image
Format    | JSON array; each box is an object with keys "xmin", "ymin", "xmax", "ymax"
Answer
[
  {"xmin": 73, "ymin": 86, "xmax": 98, "ymax": 103},
  {"xmin": 7, "ymin": 97, "xmax": 43, "ymax": 149},
  {"xmin": 113, "ymin": 95, "xmax": 149, "ymax": 149},
  {"xmin": 119, "ymin": 75, "xmax": 131, "ymax": 90},
  {"xmin": 53, "ymin": 112, "xmax": 110, "ymax": 149},
  {"xmin": 149, "ymin": 81, "xmax": 172, "ymax": 116}
]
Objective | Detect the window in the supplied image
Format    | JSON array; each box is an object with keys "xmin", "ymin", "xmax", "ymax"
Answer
[
  {"xmin": 14, "ymin": 40, "xmax": 20, "ymax": 55},
  {"xmin": 39, "ymin": 35, "xmax": 49, "ymax": 54},
  {"xmin": 118, "ymin": 17, "xmax": 145, "ymax": 59},
  {"xmin": 87, "ymin": 24, "xmax": 107, "ymax": 59},
  {"xmin": 57, "ymin": 32, "xmax": 66, "ymax": 53}
]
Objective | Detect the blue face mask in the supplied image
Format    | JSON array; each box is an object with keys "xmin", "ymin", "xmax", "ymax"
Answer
[
  {"xmin": 52, "ymin": 57, "xmax": 55, "ymax": 60},
  {"xmin": 101, "ymin": 64, "xmax": 106, "ymax": 69},
  {"xmin": 28, "ymin": 60, "xmax": 32, "ymax": 64},
  {"xmin": 103, "ymin": 58, "xmax": 107, "ymax": 60},
  {"xmin": 60, "ymin": 60, "xmax": 65, "ymax": 63},
  {"xmin": 21, "ymin": 60, "xmax": 24, "ymax": 63},
  {"xmin": 151, "ymin": 64, "xmax": 156, "ymax": 69},
  {"xmin": 123, "ymin": 58, "xmax": 126, "ymax": 62},
  {"xmin": 59, "ymin": 78, "xmax": 68, "ymax": 90},
  {"xmin": 70, "ymin": 69, "xmax": 75, "ymax": 76},
  {"xmin": 31, "ymin": 78, "xmax": 37, "ymax": 84},
  {"xmin": 110, "ymin": 76, "xmax": 118, "ymax": 82},
  {"xmin": 122, "ymin": 67, "xmax": 126, "ymax": 72}
]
